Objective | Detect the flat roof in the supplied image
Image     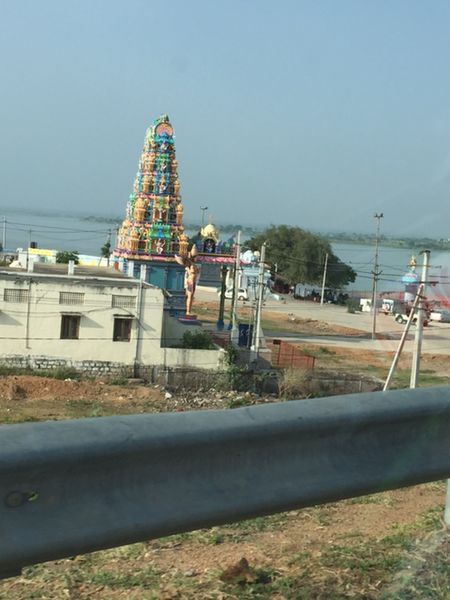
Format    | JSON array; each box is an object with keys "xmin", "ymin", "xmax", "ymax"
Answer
[{"xmin": 0, "ymin": 264, "xmax": 156, "ymax": 289}]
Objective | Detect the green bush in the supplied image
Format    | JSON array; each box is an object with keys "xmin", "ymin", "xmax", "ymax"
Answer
[
  {"xmin": 346, "ymin": 298, "xmax": 360, "ymax": 313},
  {"xmin": 56, "ymin": 250, "xmax": 79, "ymax": 264},
  {"xmin": 180, "ymin": 330, "xmax": 215, "ymax": 349}
]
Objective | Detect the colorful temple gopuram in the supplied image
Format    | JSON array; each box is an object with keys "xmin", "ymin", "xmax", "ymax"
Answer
[
  {"xmin": 113, "ymin": 114, "xmax": 237, "ymax": 307},
  {"xmin": 113, "ymin": 115, "xmax": 187, "ymax": 292}
]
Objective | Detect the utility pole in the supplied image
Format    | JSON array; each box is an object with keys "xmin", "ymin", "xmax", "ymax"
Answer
[
  {"xmin": 383, "ymin": 283, "xmax": 423, "ymax": 391},
  {"xmin": 26, "ymin": 228, "xmax": 32, "ymax": 270},
  {"xmin": 410, "ymin": 250, "xmax": 430, "ymax": 388},
  {"xmin": 216, "ymin": 265, "xmax": 227, "ymax": 331},
  {"xmin": 252, "ymin": 242, "xmax": 266, "ymax": 362},
  {"xmin": 371, "ymin": 213, "xmax": 383, "ymax": 340},
  {"xmin": 1, "ymin": 216, "xmax": 6, "ymax": 251},
  {"xmin": 320, "ymin": 253, "xmax": 329, "ymax": 306},
  {"xmin": 229, "ymin": 230, "xmax": 241, "ymax": 338}
]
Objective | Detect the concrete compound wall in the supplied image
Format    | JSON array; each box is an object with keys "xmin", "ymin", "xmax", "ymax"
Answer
[{"xmin": 0, "ymin": 353, "xmax": 225, "ymax": 382}]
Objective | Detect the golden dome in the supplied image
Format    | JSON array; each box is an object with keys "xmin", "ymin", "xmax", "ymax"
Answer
[{"xmin": 200, "ymin": 223, "xmax": 219, "ymax": 243}]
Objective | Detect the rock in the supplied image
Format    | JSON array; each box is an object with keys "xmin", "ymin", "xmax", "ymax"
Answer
[
  {"xmin": 183, "ymin": 569, "xmax": 196, "ymax": 577},
  {"xmin": 165, "ymin": 392, "xmax": 173, "ymax": 400}
]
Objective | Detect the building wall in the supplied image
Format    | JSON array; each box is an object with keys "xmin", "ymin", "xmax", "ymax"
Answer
[
  {"xmin": 0, "ymin": 276, "xmax": 163, "ymax": 364},
  {"xmin": 0, "ymin": 275, "xmax": 222, "ymax": 373}
]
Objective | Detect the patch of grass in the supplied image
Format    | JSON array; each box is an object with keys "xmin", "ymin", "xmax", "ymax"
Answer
[
  {"xmin": 390, "ymin": 370, "xmax": 450, "ymax": 388},
  {"xmin": 0, "ymin": 412, "xmax": 40, "ymax": 424},
  {"xmin": 227, "ymin": 396, "xmax": 253, "ymax": 409},
  {"xmin": 318, "ymin": 346, "xmax": 336, "ymax": 355},
  {"xmin": 0, "ymin": 365, "xmax": 34, "ymax": 377},
  {"xmin": 222, "ymin": 513, "xmax": 291, "ymax": 536},
  {"xmin": 88, "ymin": 403, "xmax": 104, "ymax": 418},
  {"xmin": 347, "ymin": 492, "xmax": 397, "ymax": 506},
  {"xmin": 107, "ymin": 375, "xmax": 129, "ymax": 386},
  {"xmin": 0, "ymin": 365, "xmax": 81, "ymax": 380},
  {"xmin": 89, "ymin": 566, "xmax": 160, "ymax": 589}
]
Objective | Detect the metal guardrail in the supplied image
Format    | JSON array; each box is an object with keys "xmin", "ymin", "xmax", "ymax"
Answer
[{"xmin": 1, "ymin": 387, "xmax": 450, "ymax": 578}]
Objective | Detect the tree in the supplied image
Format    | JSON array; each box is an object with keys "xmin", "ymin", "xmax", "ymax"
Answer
[
  {"xmin": 246, "ymin": 225, "xmax": 356, "ymax": 288},
  {"xmin": 101, "ymin": 240, "xmax": 111, "ymax": 266},
  {"xmin": 56, "ymin": 250, "xmax": 80, "ymax": 264},
  {"xmin": 101, "ymin": 241, "xmax": 111, "ymax": 257}
]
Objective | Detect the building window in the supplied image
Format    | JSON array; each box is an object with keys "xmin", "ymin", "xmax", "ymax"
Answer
[
  {"xmin": 113, "ymin": 317, "xmax": 132, "ymax": 342},
  {"xmin": 4, "ymin": 288, "xmax": 29, "ymax": 303},
  {"xmin": 111, "ymin": 295, "xmax": 137, "ymax": 309},
  {"xmin": 59, "ymin": 291, "xmax": 84, "ymax": 305},
  {"xmin": 60, "ymin": 315, "xmax": 80, "ymax": 339}
]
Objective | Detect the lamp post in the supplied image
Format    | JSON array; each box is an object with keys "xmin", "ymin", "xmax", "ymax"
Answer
[
  {"xmin": 371, "ymin": 213, "xmax": 383, "ymax": 340},
  {"xmin": 217, "ymin": 265, "xmax": 227, "ymax": 331},
  {"xmin": 200, "ymin": 206, "xmax": 208, "ymax": 227}
]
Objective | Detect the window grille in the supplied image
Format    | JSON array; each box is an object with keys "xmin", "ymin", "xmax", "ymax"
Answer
[
  {"xmin": 59, "ymin": 292, "xmax": 85, "ymax": 305},
  {"xmin": 3, "ymin": 288, "xmax": 29, "ymax": 303},
  {"xmin": 111, "ymin": 295, "xmax": 137, "ymax": 309}
]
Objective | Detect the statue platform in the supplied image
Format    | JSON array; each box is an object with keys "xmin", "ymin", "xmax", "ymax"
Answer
[{"xmin": 178, "ymin": 314, "xmax": 201, "ymax": 325}]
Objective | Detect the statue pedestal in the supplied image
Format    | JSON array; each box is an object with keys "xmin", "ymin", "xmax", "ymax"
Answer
[{"xmin": 178, "ymin": 314, "xmax": 200, "ymax": 325}]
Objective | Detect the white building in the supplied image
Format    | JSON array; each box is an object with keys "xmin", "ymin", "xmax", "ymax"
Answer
[{"xmin": 0, "ymin": 264, "xmax": 223, "ymax": 376}]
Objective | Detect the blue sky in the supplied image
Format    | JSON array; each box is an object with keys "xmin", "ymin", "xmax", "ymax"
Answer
[{"xmin": 1, "ymin": 0, "xmax": 450, "ymax": 236}]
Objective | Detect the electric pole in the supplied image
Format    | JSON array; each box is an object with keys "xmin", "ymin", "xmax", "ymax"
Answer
[
  {"xmin": 1, "ymin": 216, "xmax": 6, "ymax": 252},
  {"xmin": 410, "ymin": 250, "xmax": 430, "ymax": 388},
  {"xmin": 320, "ymin": 253, "xmax": 329, "ymax": 306},
  {"xmin": 383, "ymin": 283, "xmax": 423, "ymax": 391},
  {"xmin": 230, "ymin": 230, "xmax": 241, "ymax": 339},
  {"xmin": 371, "ymin": 213, "xmax": 383, "ymax": 340},
  {"xmin": 252, "ymin": 242, "xmax": 266, "ymax": 362}
]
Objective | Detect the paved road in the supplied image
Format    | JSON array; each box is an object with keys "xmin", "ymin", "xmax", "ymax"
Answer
[{"xmin": 196, "ymin": 289, "xmax": 450, "ymax": 355}]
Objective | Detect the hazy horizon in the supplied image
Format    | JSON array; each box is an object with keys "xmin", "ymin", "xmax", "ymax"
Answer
[{"xmin": 1, "ymin": 203, "xmax": 446, "ymax": 240}]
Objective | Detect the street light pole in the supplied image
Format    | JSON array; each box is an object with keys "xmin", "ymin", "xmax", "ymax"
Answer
[
  {"xmin": 200, "ymin": 206, "xmax": 208, "ymax": 228},
  {"xmin": 371, "ymin": 213, "xmax": 383, "ymax": 340}
]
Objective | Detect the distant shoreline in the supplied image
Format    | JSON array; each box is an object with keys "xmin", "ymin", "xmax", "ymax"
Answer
[{"xmin": 2, "ymin": 206, "xmax": 449, "ymax": 251}]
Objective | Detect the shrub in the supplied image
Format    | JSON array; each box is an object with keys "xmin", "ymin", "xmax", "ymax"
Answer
[
  {"xmin": 279, "ymin": 367, "xmax": 311, "ymax": 399},
  {"xmin": 181, "ymin": 331, "xmax": 215, "ymax": 349},
  {"xmin": 56, "ymin": 250, "xmax": 79, "ymax": 264},
  {"xmin": 346, "ymin": 298, "xmax": 360, "ymax": 313}
]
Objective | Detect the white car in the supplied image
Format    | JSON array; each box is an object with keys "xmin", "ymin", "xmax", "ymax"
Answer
[
  {"xmin": 429, "ymin": 310, "xmax": 450, "ymax": 323},
  {"xmin": 218, "ymin": 288, "xmax": 249, "ymax": 301}
]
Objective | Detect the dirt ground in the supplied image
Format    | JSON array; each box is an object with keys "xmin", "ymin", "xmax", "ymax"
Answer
[
  {"xmin": 196, "ymin": 300, "xmax": 367, "ymax": 337},
  {"xmin": 0, "ymin": 306, "xmax": 449, "ymax": 598}
]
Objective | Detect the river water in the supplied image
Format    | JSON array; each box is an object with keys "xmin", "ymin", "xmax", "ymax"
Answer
[{"xmin": 1, "ymin": 208, "xmax": 449, "ymax": 294}]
